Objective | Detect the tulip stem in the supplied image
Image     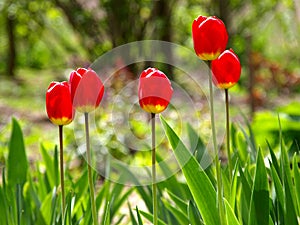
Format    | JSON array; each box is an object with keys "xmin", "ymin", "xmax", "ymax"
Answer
[
  {"xmin": 225, "ymin": 89, "xmax": 232, "ymax": 181},
  {"xmin": 208, "ymin": 64, "xmax": 225, "ymax": 225},
  {"xmin": 84, "ymin": 113, "xmax": 98, "ymax": 225},
  {"xmin": 58, "ymin": 125, "xmax": 66, "ymax": 223},
  {"xmin": 151, "ymin": 113, "xmax": 158, "ymax": 225}
]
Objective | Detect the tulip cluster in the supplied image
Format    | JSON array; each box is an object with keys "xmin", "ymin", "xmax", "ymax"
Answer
[
  {"xmin": 192, "ymin": 15, "xmax": 241, "ymax": 89},
  {"xmin": 46, "ymin": 67, "xmax": 104, "ymax": 225},
  {"xmin": 46, "ymin": 68, "xmax": 104, "ymax": 124},
  {"xmin": 46, "ymin": 66, "xmax": 172, "ymax": 225}
]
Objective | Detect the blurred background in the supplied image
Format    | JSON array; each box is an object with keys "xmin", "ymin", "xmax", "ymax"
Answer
[{"xmin": 0, "ymin": 0, "xmax": 299, "ymax": 161}]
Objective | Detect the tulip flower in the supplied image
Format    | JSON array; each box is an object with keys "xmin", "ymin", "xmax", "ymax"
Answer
[
  {"xmin": 69, "ymin": 67, "xmax": 104, "ymax": 113},
  {"xmin": 46, "ymin": 81, "xmax": 74, "ymax": 220},
  {"xmin": 138, "ymin": 67, "xmax": 173, "ymax": 225},
  {"xmin": 46, "ymin": 81, "xmax": 74, "ymax": 125},
  {"xmin": 211, "ymin": 49, "xmax": 241, "ymax": 89},
  {"xmin": 69, "ymin": 67, "xmax": 104, "ymax": 225},
  {"xmin": 192, "ymin": 15, "xmax": 228, "ymax": 61},
  {"xmin": 212, "ymin": 49, "xmax": 241, "ymax": 184},
  {"xmin": 138, "ymin": 67, "xmax": 173, "ymax": 114}
]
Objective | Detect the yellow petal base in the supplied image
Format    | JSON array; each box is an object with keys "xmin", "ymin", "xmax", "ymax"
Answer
[
  {"xmin": 217, "ymin": 82, "xmax": 236, "ymax": 89},
  {"xmin": 142, "ymin": 104, "xmax": 167, "ymax": 114},
  {"xmin": 198, "ymin": 51, "xmax": 221, "ymax": 61},
  {"xmin": 50, "ymin": 117, "xmax": 73, "ymax": 126}
]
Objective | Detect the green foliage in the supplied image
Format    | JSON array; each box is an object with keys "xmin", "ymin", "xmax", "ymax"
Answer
[
  {"xmin": 7, "ymin": 118, "xmax": 28, "ymax": 187},
  {"xmin": 1, "ymin": 110, "xmax": 300, "ymax": 224},
  {"xmin": 0, "ymin": 118, "xmax": 134, "ymax": 224},
  {"xmin": 161, "ymin": 116, "xmax": 221, "ymax": 225},
  {"xmin": 252, "ymin": 103, "xmax": 300, "ymax": 151},
  {"xmin": 248, "ymin": 149, "xmax": 269, "ymax": 225}
]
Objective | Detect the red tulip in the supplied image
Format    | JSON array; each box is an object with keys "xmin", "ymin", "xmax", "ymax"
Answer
[
  {"xmin": 69, "ymin": 68, "xmax": 104, "ymax": 113},
  {"xmin": 46, "ymin": 81, "xmax": 74, "ymax": 126},
  {"xmin": 211, "ymin": 49, "xmax": 241, "ymax": 89},
  {"xmin": 192, "ymin": 15, "xmax": 228, "ymax": 61},
  {"xmin": 138, "ymin": 68, "xmax": 173, "ymax": 114}
]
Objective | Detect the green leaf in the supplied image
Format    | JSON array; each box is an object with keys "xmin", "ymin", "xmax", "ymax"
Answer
[
  {"xmin": 188, "ymin": 200, "xmax": 203, "ymax": 225},
  {"xmin": 161, "ymin": 116, "xmax": 220, "ymax": 225},
  {"xmin": 186, "ymin": 124, "xmax": 216, "ymax": 186},
  {"xmin": 156, "ymin": 153, "xmax": 185, "ymax": 197},
  {"xmin": 139, "ymin": 210, "xmax": 167, "ymax": 225},
  {"xmin": 128, "ymin": 202, "xmax": 138, "ymax": 225},
  {"xmin": 186, "ymin": 123, "xmax": 205, "ymax": 160},
  {"xmin": 40, "ymin": 187, "xmax": 58, "ymax": 225},
  {"xmin": 103, "ymin": 202, "xmax": 110, "ymax": 225},
  {"xmin": 236, "ymin": 131, "xmax": 248, "ymax": 165},
  {"xmin": 111, "ymin": 162, "xmax": 152, "ymax": 212},
  {"xmin": 53, "ymin": 146, "xmax": 59, "ymax": 187},
  {"xmin": 238, "ymin": 165, "xmax": 252, "ymax": 224},
  {"xmin": 293, "ymin": 154, "xmax": 300, "ymax": 215},
  {"xmin": 281, "ymin": 145, "xmax": 298, "ymax": 224},
  {"xmin": 16, "ymin": 184, "xmax": 23, "ymax": 225},
  {"xmin": 136, "ymin": 206, "xmax": 144, "ymax": 225},
  {"xmin": 40, "ymin": 144, "xmax": 56, "ymax": 188},
  {"xmin": 1, "ymin": 165, "xmax": 17, "ymax": 225},
  {"xmin": 267, "ymin": 141, "xmax": 281, "ymax": 178},
  {"xmin": 248, "ymin": 149, "xmax": 269, "ymax": 225},
  {"xmin": 0, "ymin": 186, "xmax": 8, "ymax": 225},
  {"xmin": 231, "ymin": 123, "xmax": 237, "ymax": 151},
  {"xmin": 166, "ymin": 190, "xmax": 187, "ymax": 214},
  {"xmin": 238, "ymin": 124, "xmax": 256, "ymax": 162},
  {"xmin": 162, "ymin": 199, "xmax": 189, "ymax": 225},
  {"xmin": 7, "ymin": 118, "xmax": 28, "ymax": 187},
  {"xmin": 224, "ymin": 199, "xmax": 240, "ymax": 225},
  {"xmin": 36, "ymin": 163, "xmax": 48, "ymax": 201},
  {"xmin": 111, "ymin": 187, "xmax": 133, "ymax": 219},
  {"xmin": 268, "ymin": 214, "xmax": 275, "ymax": 225},
  {"xmin": 96, "ymin": 179, "xmax": 109, "ymax": 212},
  {"xmin": 270, "ymin": 163, "xmax": 284, "ymax": 215},
  {"xmin": 231, "ymin": 162, "xmax": 239, "ymax": 205}
]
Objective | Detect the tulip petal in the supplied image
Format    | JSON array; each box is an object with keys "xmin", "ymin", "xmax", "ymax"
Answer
[
  {"xmin": 70, "ymin": 68, "xmax": 105, "ymax": 113},
  {"xmin": 46, "ymin": 81, "xmax": 74, "ymax": 126},
  {"xmin": 211, "ymin": 49, "xmax": 241, "ymax": 89},
  {"xmin": 138, "ymin": 68, "xmax": 173, "ymax": 114},
  {"xmin": 192, "ymin": 16, "xmax": 228, "ymax": 61}
]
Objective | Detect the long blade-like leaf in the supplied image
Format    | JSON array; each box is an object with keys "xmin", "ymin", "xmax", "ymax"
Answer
[
  {"xmin": 293, "ymin": 155, "xmax": 300, "ymax": 216},
  {"xmin": 161, "ymin": 116, "xmax": 220, "ymax": 225},
  {"xmin": 224, "ymin": 199, "xmax": 240, "ymax": 225},
  {"xmin": 7, "ymin": 118, "xmax": 28, "ymax": 187},
  {"xmin": 248, "ymin": 149, "xmax": 269, "ymax": 225}
]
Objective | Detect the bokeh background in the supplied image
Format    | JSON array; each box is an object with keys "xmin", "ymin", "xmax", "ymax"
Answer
[{"xmin": 0, "ymin": 0, "xmax": 300, "ymax": 166}]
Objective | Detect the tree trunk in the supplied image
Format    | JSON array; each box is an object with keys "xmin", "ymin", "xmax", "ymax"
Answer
[
  {"xmin": 153, "ymin": 0, "xmax": 175, "ymax": 79},
  {"xmin": 6, "ymin": 13, "xmax": 16, "ymax": 77}
]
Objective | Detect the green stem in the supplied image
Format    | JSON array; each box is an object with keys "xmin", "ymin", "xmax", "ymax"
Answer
[
  {"xmin": 151, "ymin": 113, "xmax": 158, "ymax": 225},
  {"xmin": 208, "ymin": 63, "xmax": 226, "ymax": 225},
  {"xmin": 84, "ymin": 113, "xmax": 98, "ymax": 225},
  {"xmin": 59, "ymin": 125, "xmax": 65, "ymax": 222},
  {"xmin": 225, "ymin": 89, "xmax": 232, "ymax": 181}
]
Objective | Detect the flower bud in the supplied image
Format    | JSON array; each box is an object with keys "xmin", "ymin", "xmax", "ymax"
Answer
[
  {"xmin": 46, "ymin": 81, "xmax": 74, "ymax": 126},
  {"xmin": 69, "ymin": 68, "xmax": 104, "ymax": 113},
  {"xmin": 192, "ymin": 15, "xmax": 228, "ymax": 61},
  {"xmin": 138, "ymin": 68, "xmax": 173, "ymax": 114},
  {"xmin": 211, "ymin": 49, "xmax": 241, "ymax": 89}
]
